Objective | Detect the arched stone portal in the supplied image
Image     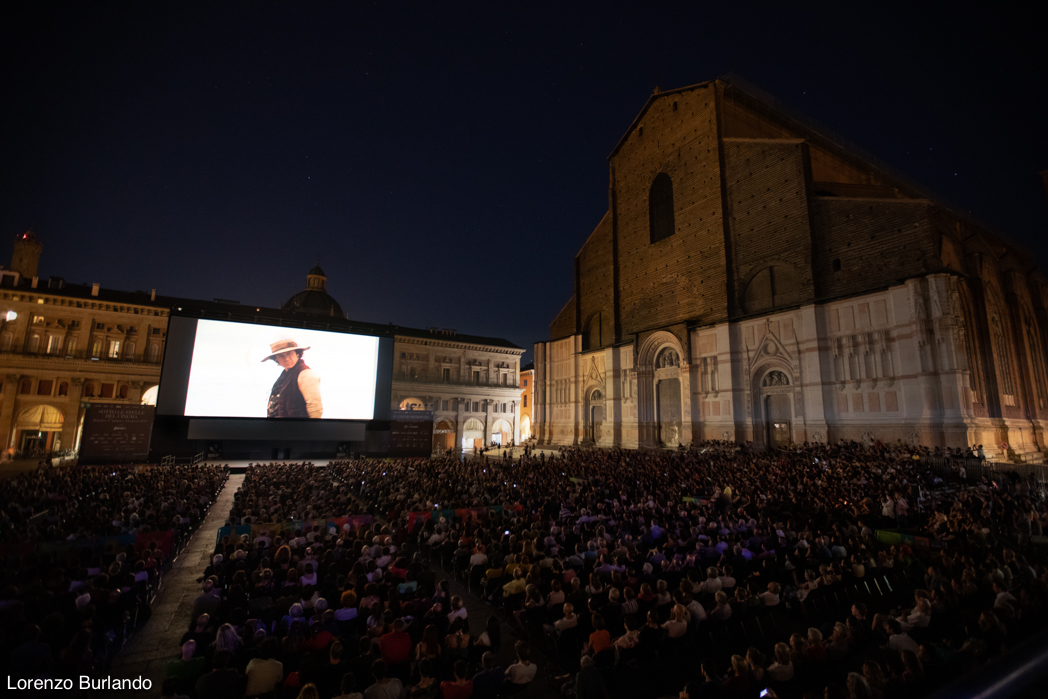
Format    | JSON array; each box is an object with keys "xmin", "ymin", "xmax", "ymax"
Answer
[
  {"xmin": 462, "ymin": 418, "xmax": 484, "ymax": 450},
  {"xmin": 491, "ymin": 419, "xmax": 512, "ymax": 446},
  {"xmin": 586, "ymin": 388, "xmax": 605, "ymax": 443},
  {"xmin": 654, "ymin": 348, "xmax": 683, "ymax": 446},
  {"xmin": 434, "ymin": 419, "xmax": 455, "ymax": 452},
  {"xmin": 141, "ymin": 385, "xmax": 159, "ymax": 406},
  {"xmin": 15, "ymin": 405, "xmax": 64, "ymax": 454},
  {"xmin": 636, "ymin": 332, "xmax": 689, "ymax": 448},
  {"xmin": 398, "ymin": 397, "xmax": 427, "ymax": 411},
  {"xmin": 758, "ymin": 369, "xmax": 794, "ymax": 449}
]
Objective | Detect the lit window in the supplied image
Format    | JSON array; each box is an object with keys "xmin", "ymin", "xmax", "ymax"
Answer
[{"xmin": 108, "ymin": 340, "xmax": 121, "ymax": 358}]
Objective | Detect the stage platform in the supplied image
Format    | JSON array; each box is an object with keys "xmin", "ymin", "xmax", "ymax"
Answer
[{"xmin": 205, "ymin": 459, "xmax": 337, "ymax": 474}]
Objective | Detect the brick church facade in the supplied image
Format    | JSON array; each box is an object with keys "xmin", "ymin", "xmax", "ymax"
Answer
[{"xmin": 534, "ymin": 77, "xmax": 1048, "ymax": 462}]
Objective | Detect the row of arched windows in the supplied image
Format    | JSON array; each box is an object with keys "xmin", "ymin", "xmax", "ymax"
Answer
[
  {"xmin": 0, "ymin": 332, "xmax": 160, "ymax": 361},
  {"xmin": 14, "ymin": 378, "xmax": 131, "ymax": 399}
]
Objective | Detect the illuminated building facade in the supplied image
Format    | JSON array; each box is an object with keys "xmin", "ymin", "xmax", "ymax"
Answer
[
  {"xmin": 535, "ymin": 77, "xmax": 1048, "ymax": 461},
  {"xmin": 0, "ymin": 236, "xmax": 523, "ymax": 458},
  {"xmin": 520, "ymin": 363, "xmax": 533, "ymax": 441}
]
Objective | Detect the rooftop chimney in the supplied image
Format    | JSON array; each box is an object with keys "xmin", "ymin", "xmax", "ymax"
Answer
[
  {"xmin": 91, "ymin": 283, "xmax": 100, "ymax": 297},
  {"xmin": 150, "ymin": 289, "xmax": 156, "ymax": 301}
]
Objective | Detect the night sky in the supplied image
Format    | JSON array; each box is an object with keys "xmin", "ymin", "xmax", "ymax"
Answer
[{"xmin": 3, "ymin": 3, "xmax": 1046, "ymax": 363}]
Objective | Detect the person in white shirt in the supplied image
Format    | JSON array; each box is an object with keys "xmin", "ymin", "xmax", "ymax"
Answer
[
  {"xmin": 698, "ymin": 567, "xmax": 722, "ymax": 595},
  {"xmin": 504, "ymin": 641, "xmax": 537, "ymax": 686},
  {"xmin": 718, "ymin": 565, "xmax": 737, "ymax": 591},
  {"xmin": 363, "ymin": 660, "xmax": 403, "ymax": 699},
  {"xmin": 546, "ymin": 579, "xmax": 566, "ymax": 608},
  {"xmin": 709, "ymin": 591, "xmax": 732, "ymax": 621},
  {"xmin": 993, "ymin": 582, "xmax": 1017, "ymax": 609},
  {"xmin": 760, "ymin": 582, "xmax": 782, "ymax": 608},
  {"xmin": 447, "ymin": 596, "xmax": 468, "ymax": 623},
  {"xmin": 884, "ymin": 619, "xmax": 919, "ymax": 654},
  {"xmin": 662, "ymin": 604, "xmax": 688, "ymax": 638},
  {"xmin": 684, "ymin": 593, "xmax": 707, "ymax": 625},
  {"xmin": 554, "ymin": 603, "xmax": 578, "ymax": 633},
  {"xmin": 898, "ymin": 598, "xmax": 931, "ymax": 631},
  {"xmin": 881, "ymin": 497, "xmax": 895, "ymax": 518},
  {"xmin": 469, "ymin": 544, "xmax": 489, "ymax": 568}
]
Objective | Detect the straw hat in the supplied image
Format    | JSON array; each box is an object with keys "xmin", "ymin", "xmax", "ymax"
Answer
[{"xmin": 262, "ymin": 339, "xmax": 310, "ymax": 362}]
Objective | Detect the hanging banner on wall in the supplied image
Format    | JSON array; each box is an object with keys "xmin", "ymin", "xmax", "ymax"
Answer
[
  {"xmin": 389, "ymin": 410, "xmax": 433, "ymax": 456},
  {"xmin": 79, "ymin": 405, "xmax": 155, "ymax": 463}
]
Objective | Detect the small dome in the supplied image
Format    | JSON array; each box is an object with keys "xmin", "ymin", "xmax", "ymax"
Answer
[
  {"xmin": 282, "ymin": 289, "xmax": 344, "ymax": 318},
  {"xmin": 284, "ymin": 264, "xmax": 342, "ymax": 317}
]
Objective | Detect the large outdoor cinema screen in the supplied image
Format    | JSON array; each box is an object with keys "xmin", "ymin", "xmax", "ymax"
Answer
[{"xmin": 157, "ymin": 317, "xmax": 389, "ymax": 421}]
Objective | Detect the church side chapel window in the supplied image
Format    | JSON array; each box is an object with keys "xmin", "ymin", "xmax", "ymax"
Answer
[
  {"xmin": 991, "ymin": 315, "xmax": 1017, "ymax": 407},
  {"xmin": 648, "ymin": 172, "xmax": 676, "ymax": 244}
]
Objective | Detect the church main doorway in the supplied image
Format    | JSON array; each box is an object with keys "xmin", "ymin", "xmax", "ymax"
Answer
[{"xmin": 762, "ymin": 375, "xmax": 792, "ymax": 450}]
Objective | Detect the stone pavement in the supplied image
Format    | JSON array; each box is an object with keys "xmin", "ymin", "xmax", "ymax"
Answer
[{"xmin": 109, "ymin": 473, "xmax": 243, "ymax": 696}]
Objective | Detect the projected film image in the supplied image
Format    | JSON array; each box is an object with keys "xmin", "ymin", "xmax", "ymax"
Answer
[{"xmin": 182, "ymin": 319, "xmax": 380, "ymax": 420}]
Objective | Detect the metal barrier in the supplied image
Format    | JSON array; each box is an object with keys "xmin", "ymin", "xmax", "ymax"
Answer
[
  {"xmin": 161, "ymin": 453, "xmax": 208, "ymax": 467},
  {"xmin": 924, "ymin": 456, "xmax": 1047, "ymax": 483}
]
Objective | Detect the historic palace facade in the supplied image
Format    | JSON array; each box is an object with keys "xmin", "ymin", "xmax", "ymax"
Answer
[
  {"xmin": 534, "ymin": 77, "xmax": 1048, "ymax": 462},
  {"xmin": 0, "ymin": 235, "xmax": 523, "ymax": 457}
]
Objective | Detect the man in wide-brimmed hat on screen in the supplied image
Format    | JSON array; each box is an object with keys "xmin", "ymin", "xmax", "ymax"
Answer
[{"xmin": 263, "ymin": 339, "xmax": 323, "ymax": 418}]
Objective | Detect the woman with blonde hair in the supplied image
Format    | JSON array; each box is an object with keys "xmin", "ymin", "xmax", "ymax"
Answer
[
  {"xmin": 827, "ymin": 621, "xmax": 851, "ymax": 660},
  {"xmin": 847, "ymin": 672, "xmax": 873, "ymax": 699},
  {"xmin": 805, "ymin": 627, "xmax": 827, "ymax": 661},
  {"xmin": 721, "ymin": 654, "xmax": 752, "ymax": 696},
  {"xmin": 213, "ymin": 623, "xmax": 242, "ymax": 656},
  {"xmin": 746, "ymin": 647, "xmax": 766, "ymax": 684},
  {"xmin": 767, "ymin": 642, "xmax": 794, "ymax": 682},
  {"xmin": 861, "ymin": 660, "xmax": 886, "ymax": 699},
  {"xmin": 295, "ymin": 684, "xmax": 320, "ymax": 699}
]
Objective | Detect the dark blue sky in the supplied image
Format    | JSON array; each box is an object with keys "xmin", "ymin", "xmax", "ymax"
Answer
[{"xmin": 3, "ymin": 2, "xmax": 1046, "ymax": 363}]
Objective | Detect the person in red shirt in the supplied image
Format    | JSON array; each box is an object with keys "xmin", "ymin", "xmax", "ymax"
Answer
[
  {"xmin": 302, "ymin": 623, "xmax": 336, "ymax": 652},
  {"xmin": 586, "ymin": 613, "xmax": 612, "ymax": 655},
  {"xmin": 440, "ymin": 660, "xmax": 474, "ymax": 699},
  {"xmin": 379, "ymin": 618, "xmax": 413, "ymax": 666}
]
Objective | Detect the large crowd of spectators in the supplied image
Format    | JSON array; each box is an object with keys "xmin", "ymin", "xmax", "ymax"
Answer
[
  {"xmin": 162, "ymin": 441, "xmax": 1047, "ymax": 699},
  {"xmin": 0, "ymin": 463, "xmax": 226, "ymax": 687}
]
